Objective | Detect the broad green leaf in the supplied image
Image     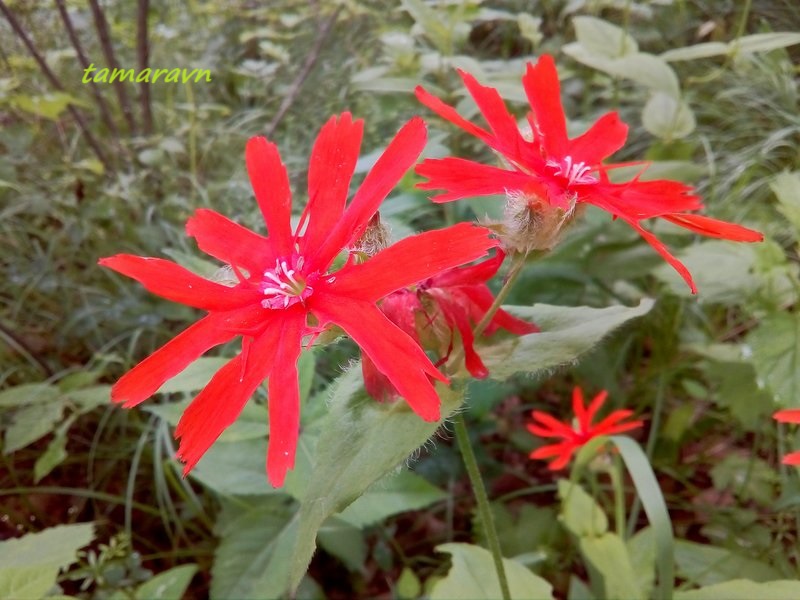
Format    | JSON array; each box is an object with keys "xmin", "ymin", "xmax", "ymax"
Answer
[
  {"xmin": 735, "ymin": 32, "xmax": 800, "ymax": 55},
  {"xmin": 4, "ymin": 399, "xmax": 63, "ymax": 454},
  {"xmin": 10, "ymin": 92, "xmax": 85, "ymax": 119},
  {"xmin": 748, "ymin": 312, "xmax": 800, "ymax": 406},
  {"xmin": 0, "ymin": 382, "xmax": 59, "ymax": 407},
  {"xmin": 770, "ymin": 171, "xmax": 800, "ymax": 234},
  {"xmin": 485, "ymin": 299, "xmax": 654, "ymax": 381},
  {"xmin": 287, "ymin": 368, "xmax": 464, "ymax": 593},
  {"xmin": 572, "ymin": 16, "xmax": 637, "ymax": 57},
  {"xmin": 642, "ymin": 92, "xmax": 696, "ymax": 140},
  {"xmin": 675, "ymin": 579, "xmax": 800, "ymax": 600},
  {"xmin": 580, "ymin": 533, "xmax": 643, "ymax": 600},
  {"xmin": 706, "ymin": 361, "xmax": 773, "ymax": 426},
  {"xmin": 558, "ymin": 480, "xmax": 607, "ymax": 538},
  {"xmin": 135, "ymin": 564, "xmax": 198, "ymax": 600},
  {"xmin": 661, "ymin": 42, "xmax": 730, "ymax": 62},
  {"xmin": 628, "ymin": 527, "xmax": 656, "ymax": 599},
  {"xmin": 397, "ymin": 567, "xmax": 422, "ymax": 599},
  {"xmin": 430, "ymin": 543, "xmax": 554, "ymax": 600},
  {"xmin": 156, "ymin": 357, "xmax": 229, "ymax": 394},
  {"xmin": 190, "ymin": 437, "xmax": 274, "ymax": 495},
  {"xmin": 64, "ymin": 385, "xmax": 113, "ymax": 411},
  {"xmin": 0, "ymin": 523, "xmax": 94, "ymax": 600},
  {"xmin": 336, "ymin": 470, "xmax": 446, "ymax": 528},
  {"xmin": 517, "ymin": 14, "xmax": 542, "ymax": 47},
  {"xmin": 210, "ymin": 497, "xmax": 298, "ymax": 600},
  {"xmin": 710, "ymin": 455, "xmax": 776, "ymax": 505},
  {"xmin": 674, "ymin": 540, "xmax": 782, "ymax": 586},
  {"xmin": 612, "ymin": 54, "xmax": 680, "ymax": 97},
  {"xmin": 34, "ymin": 429, "xmax": 68, "ymax": 482},
  {"xmin": 317, "ymin": 517, "xmax": 366, "ymax": 572},
  {"xmin": 654, "ymin": 240, "xmax": 757, "ymax": 303}
]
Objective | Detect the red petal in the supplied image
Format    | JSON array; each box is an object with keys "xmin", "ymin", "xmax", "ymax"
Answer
[
  {"xmin": 590, "ymin": 410, "xmax": 642, "ymax": 437},
  {"xmin": 362, "ymin": 353, "xmax": 398, "ymax": 401},
  {"xmin": 430, "ymin": 289, "xmax": 488, "ymax": 379},
  {"xmin": 458, "ymin": 69, "xmax": 526, "ymax": 160},
  {"xmin": 416, "ymin": 158, "xmax": 533, "ymax": 202},
  {"xmin": 300, "ymin": 113, "xmax": 364, "ymax": 256},
  {"xmin": 774, "ymin": 409, "xmax": 800, "ymax": 424},
  {"xmin": 601, "ymin": 179, "xmax": 702, "ymax": 219},
  {"xmin": 584, "ymin": 390, "xmax": 609, "ymax": 426},
  {"xmin": 572, "ymin": 387, "xmax": 590, "ymax": 432},
  {"xmin": 99, "ymin": 255, "xmax": 261, "ymax": 310},
  {"xmin": 530, "ymin": 441, "xmax": 573, "ymax": 459},
  {"xmin": 623, "ymin": 217, "xmax": 697, "ymax": 294},
  {"xmin": 311, "ymin": 293, "xmax": 444, "ymax": 421},
  {"xmin": 245, "ymin": 137, "xmax": 293, "ymax": 256},
  {"xmin": 522, "ymin": 55, "xmax": 569, "ymax": 158},
  {"xmin": 432, "ymin": 250, "xmax": 504, "ymax": 288},
  {"xmin": 547, "ymin": 447, "xmax": 577, "ymax": 470},
  {"xmin": 307, "ymin": 117, "xmax": 427, "ymax": 272},
  {"xmin": 782, "ymin": 452, "xmax": 800, "ymax": 466},
  {"xmin": 415, "ymin": 85, "xmax": 495, "ymax": 146},
  {"xmin": 111, "ymin": 313, "xmax": 238, "ymax": 407},
  {"xmin": 568, "ymin": 112, "xmax": 628, "ymax": 166},
  {"xmin": 175, "ymin": 320, "xmax": 284, "ymax": 474},
  {"xmin": 327, "ymin": 223, "xmax": 495, "ymax": 302},
  {"xmin": 266, "ymin": 311, "xmax": 306, "ymax": 487},
  {"xmin": 529, "ymin": 411, "xmax": 575, "ymax": 438},
  {"xmin": 662, "ymin": 213, "xmax": 763, "ymax": 242},
  {"xmin": 186, "ymin": 208, "xmax": 274, "ymax": 274}
]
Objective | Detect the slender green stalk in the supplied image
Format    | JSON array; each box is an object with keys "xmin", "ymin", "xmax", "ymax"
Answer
[
  {"xmin": 610, "ymin": 455, "xmax": 626, "ymax": 539},
  {"xmin": 473, "ymin": 250, "xmax": 528, "ymax": 338},
  {"xmin": 453, "ymin": 412, "xmax": 510, "ymax": 600}
]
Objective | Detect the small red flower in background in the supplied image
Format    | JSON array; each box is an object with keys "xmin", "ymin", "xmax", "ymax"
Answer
[
  {"xmin": 362, "ymin": 250, "xmax": 538, "ymax": 400},
  {"xmin": 99, "ymin": 113, "xmax": 497, "ymax": 487},
  {"xmin": 414, "ymin": 54, "xmax": 763, "ymax": 292},
  {"xmin": 527, "ymin": 387, "xmax": 643, "ymax": 470},
  {"xmin": 773, "ymin": 409, "xmax": 800, "ymax": 465}
]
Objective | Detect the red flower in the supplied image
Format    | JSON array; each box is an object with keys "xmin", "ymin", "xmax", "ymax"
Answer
[
  {"xmin": 362, "ymin": 250, "xmax": 538, "ymax": 399},
  {"xmin": 773, "ymin": 409, "xmax": 800, "ymax": 465},
  {"xmin": 527, "ymin": 387, "xmax": 643, "ymax": 470},
  {"xmin": 414, "ymin": 54, "xmax": 763, "ymax": 292},
  {"xmin": 99, "ymin": 114, "xmax": 497, "ymax": 487}
]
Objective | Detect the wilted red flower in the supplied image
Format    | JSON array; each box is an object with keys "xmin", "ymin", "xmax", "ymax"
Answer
[
  {"xmin": 362, "ymin": 250, "xmax": 538, "ymax": 399},
  {"xmin": 414, "ymin": 54, "xmax": 763, "ymax": 292},
  {"xmin": 99, "ymin": 113, "xmax": 497, "ymax": 487},
  {"xmin": 527, "ymin": 387, "xmax": 643, "ymax": 470},
  {"xmin": 773, "ymin": 409, "xmax": 800, "ymax": 465}
]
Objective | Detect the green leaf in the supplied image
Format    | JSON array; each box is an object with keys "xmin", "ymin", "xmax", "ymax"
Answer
[
  {"xmin": 0, "ymin": 382, "xmax": 59, "ymax": 407},
  {"xmin": 336, "ymin": 469, "xmax": 446, "ymax": 528},
  {"xmin": 580, "ymin": 533, "xmax": 643, "ymax": 600},
  {"xmin": 190, "ymin": 438, "xmax": 275, "ymax": 495},
  {"xmin": 572, "ymin": 16, "xmax": 637, "ymax": 57},
  {"xmin": 210, "ymin": 497, "xmax": 298, "ymax": 600},
  {"xmin": 146, "ymin": 400, "xmax": 268, "ymax": 442},
  {"xmin": 34, "ymin": 429, "xmax": 68, "ymax": 482},
  {"xmin": 485, "ymin": 299, "xmax": 654, "ymax": 381},
  {"xmin": 0, "ymin": 523, "xmax": 94, "ymax": 600},
  {"xmin": 735, "ymin": 32, "xmax": 800, "ymax": 54},
  {"xmin": 675, "ymin": 579, "xmax": 800, "ymax": 600},
  {"xmin": 710, "ymin": 454, "xmax": 777, "ymax": 505},
  {"xmin": 770, "ymin": 171, "xmax": 800, "ymax": 234},
  {"xmin": 705, "ymin": 361, "xmax": 773, "ymax": 426},
  {"xmin": 10, "ymin": 92, "xmax": 84, "ymax": 119},
  {"xmin": 674, "ymin": 540, "xmax": 782, "ymax": 586},
  {"xmin": 642, "ymin": 92, "xmax": 696, "ymax": 140},
  {"xmin": 156, "ymin": 357, "xmax": 229, "ymax": 394},
  {"xmin": 397, "ymin": 566, "xmax": 422, "ymax": 599},
  {"xmin": 286, "ymin": 368, "xmax": 464, "ymax": 593},
  {"xmin": 4, "ymin": 399, "xmax": 64, "ymax": 454},
  {"xmin": 557, "ymin": 480, "xmax": 607, "ymax": 538},
  {"xmin": 612, "ymin": 54, "xmax": 681, "ymax": 97},
  {"xmin": 748, "ymin": 312, "xmax": 800, "ymax": 406},
  {"xmin": 430, "ymin": 543, "xmax": 554, "ymax": 600},
  {"xmin": 317, "ymin": 517, "xmax": 366, "ymax": 572},
  {"xmin": 654, "ymin": 240, "xmax": 757, "ymax": 302},
  {"xmin": 135, "ymin": 564, "xmax": 198, "ymax": 600},
  {"xmin": 661, "ymin": 42, "xmax": 730, "ymax": 62}
]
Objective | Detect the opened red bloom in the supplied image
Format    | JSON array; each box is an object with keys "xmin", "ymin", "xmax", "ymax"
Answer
[
  {"xmin": 528, "ymin": 387, "xmax": 643, "ymax": 470},
  {"xmin": 773, "ymin": 409, "xmax": 800, "ymax": 466},
  {"xmin": 362, "ymin": 250, "xmax": 538, "ymax": 399},
  {"xmin": 99, "ymin": 113, "xmax": 496, "ymax": 487},
  {"xmin": 415, "ymin": 54, "xmax": 763, "ymax": 292}
]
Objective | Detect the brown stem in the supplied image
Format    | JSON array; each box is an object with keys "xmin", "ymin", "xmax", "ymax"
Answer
[
  {"xmin": 88, "ymin": 0, "xmax": 137, "ymax": 133},
  {"xmin": 265, "ymin": 4, "xmax": 342, "ymax": 137},
  {"xmin": 53, "ymin": 0, "xmax": 120, "ymax": 139},
  {"xmin": 0, "ymin": 0, "xmax": 112, "ymax": 172},
  {"xmin": 136, "ymin": 0, "xmax": 152, "ymax": 134}
]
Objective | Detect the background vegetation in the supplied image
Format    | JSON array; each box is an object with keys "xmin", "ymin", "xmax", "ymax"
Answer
[{"xmin": 1, "ymin": 0, "xmax": 799, "ymax": 598}]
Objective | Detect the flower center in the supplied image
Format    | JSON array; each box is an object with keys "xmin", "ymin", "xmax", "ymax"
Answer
[
  {"xmin": 546, "ymin": 156, "xmax": 598, "ymax": 186},
  {"xmin": 259, "ymin": 257, "xmax": 313, "ymax": 309}
]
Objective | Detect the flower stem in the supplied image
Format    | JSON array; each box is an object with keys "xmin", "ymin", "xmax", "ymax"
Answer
[
  {"xmin": 453, "ymin": 412, "xmax": 511, "ymax": 600},
  {"xmin": 610, "ymin": 454, "xmax": 626, "ymax": 539}
]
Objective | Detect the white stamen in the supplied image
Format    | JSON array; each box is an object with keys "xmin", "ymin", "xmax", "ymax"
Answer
[{"xmin": 547, "ymin": 155, "xmax": 598, "ymax": 185}]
